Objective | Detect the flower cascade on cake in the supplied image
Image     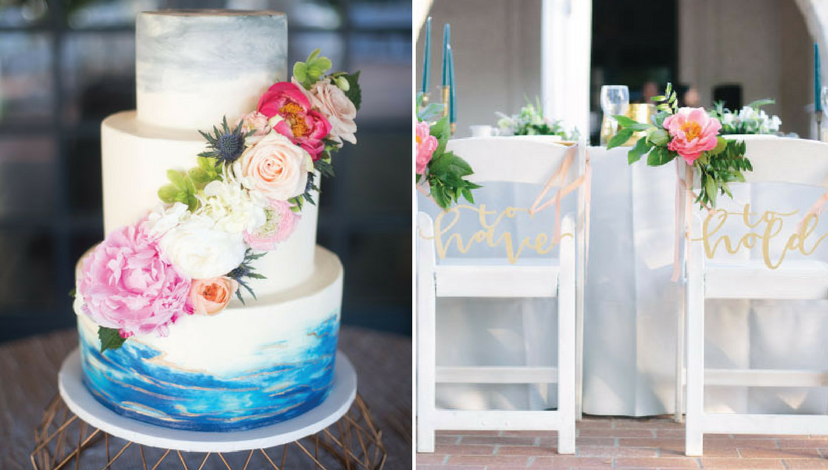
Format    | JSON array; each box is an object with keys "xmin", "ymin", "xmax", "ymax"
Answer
[{"xmin": 77, "ymin": 49, "xmax": 361, "ymax": 352}]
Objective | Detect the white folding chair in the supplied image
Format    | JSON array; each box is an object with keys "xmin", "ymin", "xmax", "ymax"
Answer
[
  {"xmin": 416, "ymin": 136, "xmax": 588, "ymax": 454},
  {"xmin": 681, "ymin": 137, "xmax": 828, "ymax": 455}
]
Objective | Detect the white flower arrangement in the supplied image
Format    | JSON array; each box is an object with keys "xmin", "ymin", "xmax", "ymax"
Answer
[
  {"xmin": 496, "ymin": 98, "xmax": 579, "ymax": 140},
  {"xmin": 710, "ymin": 99, "xmax": 781, "ymax": 135}
]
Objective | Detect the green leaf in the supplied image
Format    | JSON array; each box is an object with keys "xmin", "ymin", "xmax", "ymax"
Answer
[
  {"xmin": 462, "ymin": 188, "xmax": 474, "ymax": 203},
  {"xmin": 98, "ymin": 327, "xmax": 126, "ymax": 353},
  {"xmin": 293, "ymin": 62, "xmax": 307, "ymax": 82},
  {"xmin": 627, "ymin": 138, "xmax": 652, "ymax": 164},
  {"xmin": 186, "ymin": 195, "xmax": 198, "ymax": 212},
  {"xmin": 606, "ymin": 128, "xmax": 634, "ymax": 149},
  {"xmin": 646, "ymin": 128, "xmax": 670, "ymax": 146},
  {"xmin": 652, "ymin": 95, "xmax": 666, "ymax": 102},
  {"xmin": 68, "ymin": 288, "xmax": 76, "ymax": 298},
  {"xmin": 614, "ymin": 115, "xmax": 651, "ymax": 132},
  {"xmin": 167, "ymin": 170, "xmax": 186, "ymax": 189},
  {"xmin": 647, "ymin": 147, "xmax": 676, "ymax": 166},
  {"xmin": 710, "ymin": 136, "xmax": 728, "ymax": 156},
  {"xmin": 343, "ymin": 71, "xmax": 362, "ymax": 111},
  {"xmin": 158, "ymin": 184, "xmax": 177, "ymax": 203}
]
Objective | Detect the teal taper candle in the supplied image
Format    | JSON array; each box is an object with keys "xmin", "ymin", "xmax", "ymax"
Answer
[
  {"xmin": 817, "ymin": 42, "xmax": 822, "ymax": 113},
  {"xmin": 442, "ymin": 23, "xmax": 451, "ymax": 87},
  {"xmin": 422, "ymin": 17, "xmax": 431, "ymax": 94},
  {"xmin": 448, "ymin": 45, "xmax": 456, "ymax": 124}
]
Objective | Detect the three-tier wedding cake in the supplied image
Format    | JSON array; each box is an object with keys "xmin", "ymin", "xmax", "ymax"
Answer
[{"xmin": 72, "ymin": 9, "xmax": 361, "ymax": 432}]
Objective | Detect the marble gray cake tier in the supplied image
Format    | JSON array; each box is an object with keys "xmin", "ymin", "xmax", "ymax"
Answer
[{"xmin": 135, "ymin": 9, "xmax": 288, "ymax": 129}]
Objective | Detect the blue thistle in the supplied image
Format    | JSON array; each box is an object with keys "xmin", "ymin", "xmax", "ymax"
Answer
[
  {"xmin": 198, "ymin": 116, "xmax": 251, "ymax": 167},
  {"xmin": 225, "ymin": 249, "xmax": 267, "ymax": 304}
]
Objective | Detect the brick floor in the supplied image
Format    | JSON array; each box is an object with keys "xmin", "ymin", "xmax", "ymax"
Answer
[{"xmin": 416, "ymin": 416, "xmax": 828, "ymax": 469}]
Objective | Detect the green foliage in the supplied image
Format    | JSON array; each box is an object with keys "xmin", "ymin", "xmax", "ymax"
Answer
[
  {"xmin": 187, "ymin": 157, "xmax": 223, "ymax": 190},
  {"xmin": 695, "ymin": 139, "xmax": 751, "ymax": 207},
  {"xmin": 158, "ymin": 169, "xmax": 198, "ymax": 211},
  {"xmin": 418, "ymin": 115, "xmax": 482, "ymax": 210},
  {"xmin": 342, "ymin": 71, "xmax": 362, "ymax": 111},
  {"xmin": 98, "ymin": 327, "xmax": 126, "ymax": 353},
  {"xmin": 294, "ymin": 48, "xmax": 333, "ymax": 88}
]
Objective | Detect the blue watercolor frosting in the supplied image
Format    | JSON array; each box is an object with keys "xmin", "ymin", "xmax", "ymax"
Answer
[{"xmin": 79, "ymin": 312, "xmax": 339, "ymax": 432}]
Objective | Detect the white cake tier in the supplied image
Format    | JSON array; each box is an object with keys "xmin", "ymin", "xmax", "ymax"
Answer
[
  {"xmin": 101, "ymin": 110, "xmax": 318, "ymax": 297},
  {"xmin": 136, "ymin": 10, "xmax": 287, "ymax": 131},
  {"xmin": 74, "ymin": 246, "xmax": 343, "ymax": 432}
]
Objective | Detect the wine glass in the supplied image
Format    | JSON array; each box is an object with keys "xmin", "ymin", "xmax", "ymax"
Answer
[{"xmin": 601, "ymin": 85, "xmax": 630, "ymax": 134}]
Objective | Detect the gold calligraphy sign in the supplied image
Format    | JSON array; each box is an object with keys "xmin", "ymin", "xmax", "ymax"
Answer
[
  {"xmin": 419, "ymin": 204, "xmax": 573, "ymax": 263},
  {"xmin": 691, "ymin": 204, "xmax": 828, "ymax": 269}
]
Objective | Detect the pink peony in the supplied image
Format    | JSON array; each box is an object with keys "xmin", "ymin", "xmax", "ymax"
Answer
[
  {"xmin": 236, "ymin": 111, "xmax": 270, "ymax": 137},
  {"xmin": 416, "ymin": 121, "xmax": 438, "ymax": 174},
  {"xmin": 189, "ymin": 277, "xmax": 238, "ymax": 316},
  {"xmin": 257, "ymin": 82, "xmax": 332, "ymax": 160},
  {"xmin": 79, "ymin": 223, "xmax": 192, "ymax": 339},
  {"xmin": 663, "ymin": 107, "xmax": 722, "ymax": 164},
  {"xmin": 244, "ymin": 199, "xmax": 300, "ymax": 250}
]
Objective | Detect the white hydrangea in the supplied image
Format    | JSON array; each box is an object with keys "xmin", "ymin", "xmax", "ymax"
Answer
[
  {"xmin": 144, "ymin": 202, "xmax": 190, "ymax": 238},
  {"xmin": 196, "ymin": 169, "xmax": 268, "ymax": 234}
]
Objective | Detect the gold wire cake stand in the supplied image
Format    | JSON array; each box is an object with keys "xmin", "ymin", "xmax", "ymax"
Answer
[{"xmin": 31, "ymin": 393, "xmax": 386, "ymax": 470}]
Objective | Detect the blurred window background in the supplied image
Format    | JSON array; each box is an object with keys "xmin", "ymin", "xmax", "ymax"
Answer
[{"xmin": 0, "ymin": 0, "xmax": 412, "ymax": 342}]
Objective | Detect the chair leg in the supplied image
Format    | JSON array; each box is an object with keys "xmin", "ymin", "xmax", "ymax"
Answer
[
  {"xmin": 557, "ymin": 227, "xmax": 576, "ymax": 455},
  {"xmin": 416, "ymin": 272, "xmax": 437, "ymax": 453},
  {"xmin": 685, "ymin": 272, "xmax": 704, "ymax": 456},
  {"xmin": 675, "ymin": 290, "xmax": 685, "ymax": 423},
  {"xmin": 558, "ymin": 286, "xmax": 576, "ymax": 454}
]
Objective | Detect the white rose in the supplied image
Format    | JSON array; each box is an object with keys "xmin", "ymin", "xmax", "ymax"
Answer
[
  {"xmin": 199, "ymin": 179, "xmax": 267, "ymax": 234},
  {"xmin": 307, "ymin": 78, "xmax": 358, "ymax": 146},
  {"xmin": 160, "ymin": 215, "xmax": 246, "ymax": 279},
  {"xmin": 738, "ymin": 106, "xmax": 756, "ymax": 123},
  {"xmin": 144, "ymin": 202, "xmax": 190, "ymax": 238},
  {"xmin": 722, "ymin": 113, "xmax": 735, "ymax": 126},
  {"xmin": 241, "ymin": 132, "xmax": 312, "ymax": 201}
]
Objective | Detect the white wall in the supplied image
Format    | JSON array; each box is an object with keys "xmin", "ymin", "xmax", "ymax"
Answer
[
  {"xmin": 415, "ymin": 0, "xmax": 542, "ymax": 138},
  {"xmin": 678, "ymin": 0, "xmax": 812, "ymax": 137}
]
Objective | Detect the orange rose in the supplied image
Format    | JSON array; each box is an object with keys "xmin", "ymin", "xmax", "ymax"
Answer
[{"xmin": 189, "ymin": 277, "xmax": 238, "ymax": 315}]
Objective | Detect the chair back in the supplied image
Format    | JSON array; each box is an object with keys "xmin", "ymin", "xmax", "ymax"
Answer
[
  {"xmin": 446, "ymin": 136, "xmax": 581, "ymax": 185},
  {"xmin": 728, "ymin": 137, "xmax": 828, "ymax": 187}
]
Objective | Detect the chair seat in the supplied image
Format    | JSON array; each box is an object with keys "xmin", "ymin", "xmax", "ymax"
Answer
[
  {"xmin": 435, "ymin": 257, "xmax": 559, "ymax": 298},
  {"xmin": 704, "ymin": 258, "xmax": 828, "ymax": 299}
]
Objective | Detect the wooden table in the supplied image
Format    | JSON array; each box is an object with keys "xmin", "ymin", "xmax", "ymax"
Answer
[{"xmin": 0, "ymin": 326, "xmax": 412, "ymax": 470}]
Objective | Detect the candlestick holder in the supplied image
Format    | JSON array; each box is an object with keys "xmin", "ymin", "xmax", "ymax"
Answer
[
  {"xmin": 450, "ymin": 123, "xmax": 456, "ymax": 136},
  {"xmin": 421, "ymin": 93, "xmax": 430, "ymax": 107},
  {"xmin": 441, "ymin": 86, "xmax": 450, "ymax": 119}
]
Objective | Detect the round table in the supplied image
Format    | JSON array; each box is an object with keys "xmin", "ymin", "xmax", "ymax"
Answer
[{"xmin": 0, "ymin": 326, "xmax": 412, "ymax": 470}]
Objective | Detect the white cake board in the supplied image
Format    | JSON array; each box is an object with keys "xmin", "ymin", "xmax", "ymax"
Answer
[{"xmin": 58, "ymin": 348, "xmax": 357, "ymax": 453}]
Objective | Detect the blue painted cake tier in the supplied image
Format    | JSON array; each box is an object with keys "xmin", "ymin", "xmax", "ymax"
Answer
[{"xmin": 78, "ymin": 313, "xmax": 339, "ymax": 432}]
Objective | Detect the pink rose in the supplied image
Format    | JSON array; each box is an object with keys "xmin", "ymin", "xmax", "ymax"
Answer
[
  {"xmin": 663, "ymin": 107, "xmax": 722, "ymax": 164},
  {"xmin": 241, "ymin": 132, "xmax": 311, "ymax": 201},
  {"xmin": 416, "ymin": 122, "xmax": 438, "ymax": 174},
  {"xmin": 78, "ymin": 222, "xmax": 192, "ymax": 338},
  {"xmin": 297, "ymin": 78, "xmax": 357, "ymax": 147},
  {"xmin": 244, "ymin": 199, "xmax": 300, "ymax": 250},
  {"xmin": 236, "ymin": 111, "xmax": 270, "ymax": 137},
  {"xmin": 189, "ymin": 277, "xmax": 238, "ymax": 316},
  {"xmin": 257, "ymin": 82, "xmax": 332, "ymax": 160}
]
